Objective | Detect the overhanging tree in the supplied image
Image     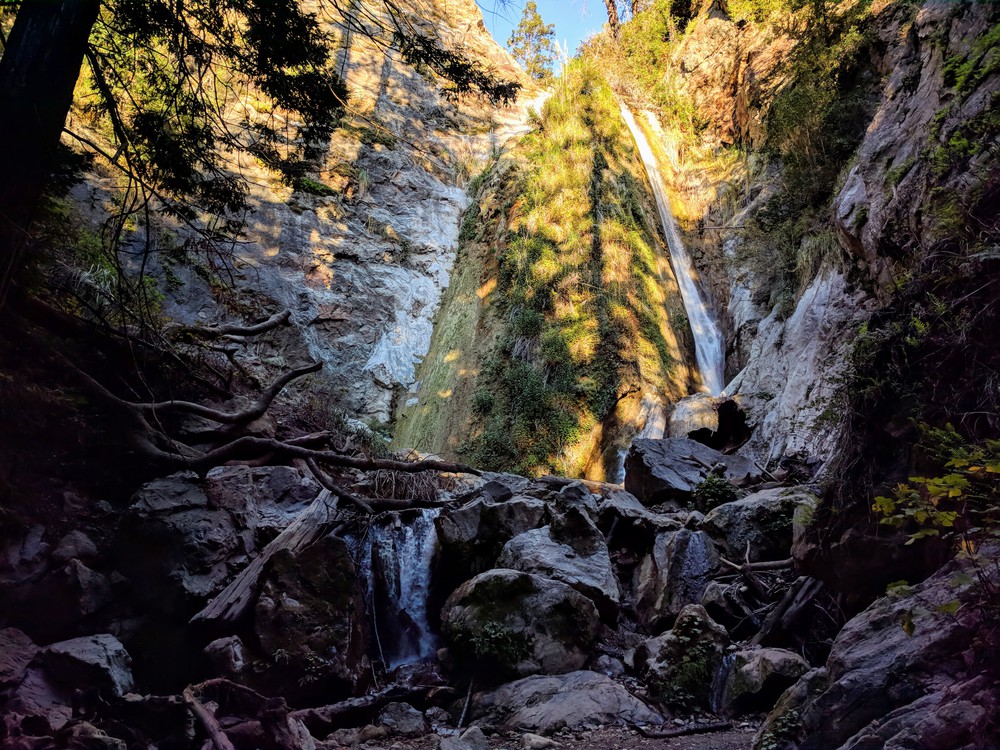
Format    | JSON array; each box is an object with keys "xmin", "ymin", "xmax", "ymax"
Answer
[
  {"xmin": 507, "ymin": 0, "xmax": 556, "ymax": 81},
  {"xmin": 0, "ymin": 0, "xmax": 520, "ymax": 306}
]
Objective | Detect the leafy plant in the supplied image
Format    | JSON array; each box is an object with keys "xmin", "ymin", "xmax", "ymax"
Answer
[{"xmin": 691, "ymin": 473, "xmax": 738, "ymax": 512}]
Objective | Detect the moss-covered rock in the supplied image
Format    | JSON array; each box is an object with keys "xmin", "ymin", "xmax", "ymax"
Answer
[{"xmin": 440, "ymin": 569, "xmax": 599, "ymax": 680}]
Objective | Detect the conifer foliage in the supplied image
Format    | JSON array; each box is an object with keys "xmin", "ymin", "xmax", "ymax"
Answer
[{"xmin": 507, "ymin": 1, "xmax": 556, "ymax": 81}]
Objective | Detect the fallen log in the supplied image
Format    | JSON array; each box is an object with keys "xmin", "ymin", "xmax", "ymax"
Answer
[
  {"xmin": 290, "ymin": 684, "xmax": 431, "ymax": 735},
  {"xmin": 751, "ymin": 575, "xmax": 824, "ymax": 647},
  {"xmin": 183, "ymin": 686, "xmax": 237, "ymax": 750},
  {"xmin": 191, "ymin": 490, "xmax": 338, "ymax": 625},
  {"xmin": 638, "ymin": 721, "xmax": 733, "ymax": 739}
]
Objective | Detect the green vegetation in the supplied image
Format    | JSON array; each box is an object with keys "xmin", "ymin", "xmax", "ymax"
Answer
[
  {"xmin": 507, "ymin": 1, "xmax": 557, "ymax": 81},
  {"xmin": 459, "ymin": 60, "xmax": 681, "ymax": 476},
  {"xmin": 690, "ymin": 473, "xmax": 739, "ymax": 512}
]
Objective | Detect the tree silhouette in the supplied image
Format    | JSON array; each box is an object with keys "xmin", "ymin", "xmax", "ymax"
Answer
[{"xmin": 507, "ymin": 1, "xmax": 556, "ymax": 81}]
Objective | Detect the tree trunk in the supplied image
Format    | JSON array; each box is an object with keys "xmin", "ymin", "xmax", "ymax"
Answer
[
  {"xmin": 0, "ymin": 0, "xmax": 100, "ymax": 302},
  {"xmin": 603, "ymin": 0, "xmax": 620, "ymax": 37}
]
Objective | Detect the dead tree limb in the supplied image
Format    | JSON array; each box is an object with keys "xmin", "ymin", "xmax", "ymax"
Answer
[
  {"xmin": 751, "ymin": 576, "xmax": 824, "ymax": 647},
  {"xmin": 165, "ymin": 309, "xmax": 292, "ymax": 340},
  {"xmin": 306, "ymin": 458, "xmax": 375, "ymax": 514},
  {"xmin": 191, "ymin": 490, "xmax": 339, "ymax": 625},
  {"xmin": 720, "ymin": 557, "xmax": 794, "ymax": 572},
  {"xmin": 131, "ymin": 361, "xmax": 321, "ymax": 424},
  {"xmin": 183, "ymin": 686, "xmax": 238, "ymax": 750},
  {"xmin": 290, "ymin": 684, "xmax": 430, "ymax": 736}
]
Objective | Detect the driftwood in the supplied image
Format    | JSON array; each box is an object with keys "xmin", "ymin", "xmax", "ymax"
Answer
[
  {"xmin": 290, "ymin": 684, "xmax": 430, "ymax": 735},
  {"xmin": 638, "ymin": 721, "xmax": 733, "ymax": 738},
  {"xmin": 165, "ymin": 309, "xmax": 293, "ymax": 341},
  {"xmin": 719, "ymin": 557, "xmax": 794, "ymax": 573},
  {"xmin": 751, "ymin": 576, "xmax": 824, "ymax": 647},
  {"xmin": 191, "ymin": 490, "xmax": 338, "ymax": 625},
  {"xmin": 183, "ymin": 686, "xmax": 237, "ymax": 750}
]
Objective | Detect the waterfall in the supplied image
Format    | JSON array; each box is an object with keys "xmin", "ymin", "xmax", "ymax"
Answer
[
  {"xmin": 352, "ymin": 508, "xmax": 440, "ymax": 669},
  {"xmin": 618, "ymin": 104, "xmax": 726, "ymax": 396},
  {"xmin": 710, "ymin": 652, "xmax": 738, "ymax": 714}
]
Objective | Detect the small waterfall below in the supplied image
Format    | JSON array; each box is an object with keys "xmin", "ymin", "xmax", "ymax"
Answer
[
  {"xmin": 710, "ymin": 652, "xmax": 738, "ymax": 714},
  {"xmin": 353, "ymin": 508, "xmax": 440, "ymax": 670},
  {"xmin": 618, "ymin": 104, "xmax": 726, "ymax": 396}
]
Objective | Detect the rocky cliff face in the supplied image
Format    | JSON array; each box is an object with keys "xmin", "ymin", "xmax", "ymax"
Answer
[
  {"xmin": 70, "ymin": 0, "xmax": 531, "ymax": 425},
  {"xmin": 638, "ymin": 0, "xmax": 1000, "ymax": 475}
]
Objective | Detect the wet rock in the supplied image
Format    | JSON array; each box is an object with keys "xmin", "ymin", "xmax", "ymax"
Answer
[
  {"xmin": 498, "ymin": 524, "xmax": 620, "ymax": 622},
  {"xmin": 636, "ymin": 605, "xmax": 728, "ymax": 711},
  {"xmin": 755, "ymin": 550, "xmax": 999, "ymax": 749},
  {"xmin": 715, "ymin": 648, "xmax": 809, "ymax": 717},
  {"xmin": 624, "ymin": 438, "xmax": 760, "ymax": 506},
  {"xmin": 633, "ymin": 529, "xmax": 720, "ymax": 632},
  {"xmin": 440, "ymin": 569, "xmax": 599, "ymax": 677},
  {"xmin": 0, "ymin": 628, "xmax": 38, "ymax": 689},
  {"xmin": 376, "ymin": 702, "xmax": 428, "ymax": 737},
  {"xmin": 471, "ymin": 671, "xmax": 662, "ymax": 735},
  {"xmin": 253, "ymin": 533, "xmax": 369, "ymax": 699},
  {"xmin": 700, "ymin": 487, "xmax": 817, "ymax": 562}
]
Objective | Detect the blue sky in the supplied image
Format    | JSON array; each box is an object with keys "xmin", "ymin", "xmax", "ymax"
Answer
[{"xmin": 478, "ymin": 1, "xmax": 605, "ymax": 60}]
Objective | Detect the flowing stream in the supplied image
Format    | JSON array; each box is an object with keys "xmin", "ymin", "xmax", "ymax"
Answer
[
  {"xmin": 353, "ymin": 508, "xmax": 440, "ymax": 669},
  {"xmin": 618, "ymin": 104, "xmax": 726, "ymax": 396}
]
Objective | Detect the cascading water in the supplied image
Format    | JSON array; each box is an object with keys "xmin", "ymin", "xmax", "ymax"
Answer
[
  {"xmin": 352, "ymin": 508, "xmax": 440, "ymax": 669},
  {"xmin": 618, "ymin": 104, "xmax": 726, "ymax": 396}
]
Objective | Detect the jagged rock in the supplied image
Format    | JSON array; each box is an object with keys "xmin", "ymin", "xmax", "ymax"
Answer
[
  {"xmin": 633, "ymin": 529, "xmax": 720, "ymax": 632},
  {"xmin": 52, "ymin": 531, "xmax": 99, "ymax": 565},
  {"xmin": 598, "ymin": 490, "xmax": 682, "ymax": 535},
  {"xmin": 715, "ymin": 648, "xmax": 809, "ymax": 717},
  {"xmin": 38, "ymin": 635, "xmax": 133, "ymax": 697},
  {"xmin": 700, "ymin": 487, "xmax": 817, "ymax": 562},
  {"xmin": 624, "ymin": 438, "xmax": 761, "ymax": 506},
  {"xmin": 471, "ymin": 671, "xmax": 662, "ymax": 735},
  {"xmin": 439, "ymin": 726, "xmax": 489, "ymax": 750},
  {"xmin": 700, "ymin": 581, "xmax": 752, "ymax": 633},
  {"xmin": 635, "ymin": 605, "xmax": 728, "ymax": 711},
  {"xmin": 8, "ymin": 666, "xmax": 74, "ymax": 731},
  {"xmin": 0, "ymin": 525, "xmax": 50, "ymax": 586},
  {"xmin": 435, "ymin": 495, "xmax": 547, "ymax": 596},
  {"xmin": 755, "ymin": 551, "xmax": 1000, "ymax": 749},
  {"xmin": 114, "ymin": 467, "xmax": 321, "ymax": 613},
  {"xmin": 376, "ymin": 702, "xmax": 428, "ymax": 737},
  {"xmin": 498, "ymin": 526, "xmax": 620, "ymax": 622},
  {"xmin": 203, "ymin": 636, "xmax": 247, "ymax": 678},
  {"xmin": 60, "ymin": 722, "xmax": 127, "ymax": 750},
  {"xmin": 253, "ymin": 533, "xmax": 369, "ymax": 699},
  {"xmin": 440, "ymin": 569, "xmax": 599, "ymax": 677},
  {"xmin": 0, "ymin": 627, "xmax": 38, "ymax": 689}
]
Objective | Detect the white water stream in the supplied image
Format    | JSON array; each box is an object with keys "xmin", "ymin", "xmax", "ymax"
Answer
[{"xmin": 618, "ymin": 104, "xmax": 726, "ymax": 396}]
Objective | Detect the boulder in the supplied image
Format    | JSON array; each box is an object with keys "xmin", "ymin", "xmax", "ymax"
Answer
[
  {"xmin": 0, "ymin": 628, "xmax": 38, "ymax": 689},
  {"xmin": 253, "ymin": 533, "xmax": 369, "ymax": 699},
  {"xmin": 713, "ymin": 648, "xmax": 809, "ymax": 716},
  {"xmin": 375, "ymin": 702, "xmax": 428, "ymax": 737},
  {"xmin": 755, "ymin": 550, "xmax": 1000, "ymax": 749},
  {"xmin": 700, "ymin": 487, "xmax": 818, "ymax": 562},
  {"xmin": 203, "ymin": 636, "xmax": 248, "ymax": 679},
  {"xmin": 624, "ymin": 438, "xmax": 761, "ymax": 506},
  {"xmin": 635, "ymin": 605, "xmax": 728, "ymax": 711},
  {"xmin": 597, "ymin": 490, "xmax": 682, "ymax": 536},
  {"xmin": 440, "ymin": 569, "xmax": 599, "ymax": 677},
  {"xmin": 498, "ymin": 525, "xmax": 620, "ymax": 622},
  {"xmin": 114, "ymin": 467, "xmax": 321, "ymax": 613},
  {"xmin": 51, "ymin": 531, "xmax": 99, "ymax": 565},
  {"xmin": 440, "ymin": 726, "xmax": 489, "ymax": 750},
  {"xmin": 633, "ymin": 529, "xmax": 720, "ymax": 632},
  {"xmin": 39, "ymin": 635, "xmax": 134, "ymax": 697},
  {"xmin": 435, "ymin": 494, "xmax": 547, "ymax": 597},
  {"xmin": 471, "ymin": 671, "xmax": 662, "ymax": 735}
]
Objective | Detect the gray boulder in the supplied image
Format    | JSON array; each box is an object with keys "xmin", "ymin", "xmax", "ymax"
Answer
[
  {"xmin": 471, "ymin": 670, "xmax": 662, "ymax": 735},
  {"xmin": 755, "ymin": 550, "xmax": 1000, "ymax": 750},
  {"xmin": 624, "ymin": 438, "xmax": 761, "ymax": 505},
  {"xmin": 39, "ymin": 634, "xmax": 134, "ymax": 697},
  {"xmin": 597, "ymin": 490, "xmax": 682, "ymax": 535},
  {"xmin": 0, "ymin": 627, "xmax": 38, "ymax": 689},
  {"xmin": 440, "ymin": 726, "xmax": 489, "ymax": 750},
  {"xmin": 701, "ymin": 487, "xmax": 818, "ymax": 562},
  {"xmin": 714, "ymin": 648, "xmax": 809, "ymax": 716},
  {"xmin": 376, "ymin": 701, "xmax": 428, "ymax": 737},
  {"xmin": 52, "ymin": 531, "xmax": 99, "ymax": 564},
  {"xmin": 633, "ymin": 529, "xmax": 720, "ymax": 632},
  {"xmin": 440, "ymin": 569, "xmax": 599, "ymax": 677},
  {"xmin": 498, "ymin": 525, "xmax": 620, "ymax": 622}
]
